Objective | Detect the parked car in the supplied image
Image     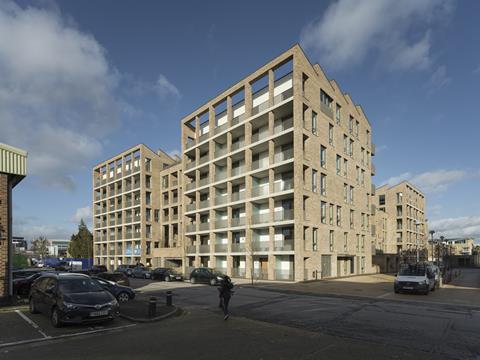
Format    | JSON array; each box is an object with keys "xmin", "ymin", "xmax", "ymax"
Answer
[
  {"xmin": 96, "ymin": 272, "xmax": 130, "ymax": 286},
  {"xmin": 29, "ymin": 273, "xmax": 119, "ymax": 327},
  {"xmin": 150, "ymin": 268, "xmax": 183, "ymax": 282},
  {"xmin": 13, "ymin": 272, "xmax": 49, "ymax": 297},
  {"xmin": 394, "ymin": 263, "xmax": 436, "ymax": 295},
  {"xmin": 13, "ymin": 268, "xmax": 43, "ymax": 279},
  {"xmin": 88, "ymin": 265, "xmax": 108, "ymax": 275},
  {"xmin": 91, "ymin": 277, "xmax": 135, "ymax": 302},
  {"xmin": 190, "ymin": 268, "xmax": 225, "ymax": 286},
  {"xmin": 131, "ymin": 266, "xmax": 151, "ymax": 279},
  {"xmin": 116, "ymin": 265, "xmax": 136, "ymax": 277}
]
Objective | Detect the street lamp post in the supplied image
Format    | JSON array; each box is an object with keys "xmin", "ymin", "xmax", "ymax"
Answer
[
  {"xmin": 429, "ymin": 230, "xmax": 435, "ymax": 262},
  {"xmin": 440, "ymin": 236, "xmax": 445, "ymax": 265},
  {"xmin": 415, "ymin": 220, "xmax": 423, "ymax": 262}
]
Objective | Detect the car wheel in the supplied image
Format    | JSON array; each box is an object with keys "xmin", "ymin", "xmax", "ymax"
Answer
[
  {"xmin": 424, "ymin": 289, "xmax": 429, "ymax": 296},
  {"xmin": 190, "ymin": 277, "xmax": 196, "ymax": 284},
  {"xmin": 117, "ymin": 292, "xmax": 130, "ymax": 303},
  {"xmin": 29, "ymin": 298, "xmax": 38, "ymax": 314},
  {"xmin": 165, "ymin": 275, "xmax": 171, "ymax": 282},
  {"xmin": 394, "ymin": 289, "xmax": 399, "ymax": 294},
  {"xmin": 210, "ymin": 278, "xmax": 217, "ymax": 286},
  {"xmin": 431, "ymin": 284, "xmax": 435, "ymax": 292},
  {"xmin": 51, "ymin": 307, "xmax": 62, "ymax": 328}
]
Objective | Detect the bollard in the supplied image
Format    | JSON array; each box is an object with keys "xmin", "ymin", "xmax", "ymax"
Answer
[
  {"xmin": 166, "ymin": 291, "xmax": 173, "ymax": 306},
  {"xmin": 148, "ymin": 297, "xmax": 157, "ymax": 318}
]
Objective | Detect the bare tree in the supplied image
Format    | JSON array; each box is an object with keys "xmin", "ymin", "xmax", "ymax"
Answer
[{"xmin": 31, "ymin": 236, "xmax": 49, "ymax": 259}]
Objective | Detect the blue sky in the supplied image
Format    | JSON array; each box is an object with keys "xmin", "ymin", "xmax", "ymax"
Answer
[{"xmin": 1, "ymin": 0, "xmax": 479, "ymax": 241}]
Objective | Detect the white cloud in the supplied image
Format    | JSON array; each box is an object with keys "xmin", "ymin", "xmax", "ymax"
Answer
[
  {"xmin": 428, "ymin": 65, "xmax": 451, "ymax": 92},
  {"xmin": 71, "ymin": 206, "xmax": 92, "ymax": 224},
  {"xmin": 429, "ymin": 216, "xmax": 480, "ymax": 240},
  {"xmin": 0, "ymin": 1, "xmax": 120, "ymax": 190},
  {"xmin": 382, "ymin": 169, "xmax": 469, "ymax": 193},
  {"xmin": 156, "ymin": 74, "xmax": 180, "ymax": 98},
  {"xmin": 13, "ymin": 221, "xmax": 71, "ymax": 241},
  {"xmin": 300, "ymin": 0, "xmax": 453, "ymax": 71}
]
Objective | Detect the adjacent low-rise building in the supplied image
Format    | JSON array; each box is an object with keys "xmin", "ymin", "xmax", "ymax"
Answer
[{"xmin": 0, "ymin": 143, "xmax": 27, "ymax": 300}]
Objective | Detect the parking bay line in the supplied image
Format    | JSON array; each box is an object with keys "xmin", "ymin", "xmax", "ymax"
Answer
[
  {"xmin": 0, "ymin": 322, "xmax": 136, "ymax": 350},
  {"xmin": 15, "ymin": 310, "xmax": 50, "ymax": 339}
]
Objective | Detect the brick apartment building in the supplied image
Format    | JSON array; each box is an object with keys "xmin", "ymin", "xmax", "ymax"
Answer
[
  {"xmin": 0, "ymin": 143, "xmax": 27, "ymax": 300},
  {"xmin": 93, "ymin": 44, "xmax": 381, "ymax": 280}
]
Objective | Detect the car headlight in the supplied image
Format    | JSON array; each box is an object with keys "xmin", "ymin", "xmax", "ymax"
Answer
[
  {"xmin": 217, "ymin": 276, "xmax": 223, "ymax": 281},
  {"xmin": 108, "ymin": 299, "xmax": 119, "ymax": 307},
  {"xmin": 63, "ymin": 302, "xmax": 79, "ymax": 310}
]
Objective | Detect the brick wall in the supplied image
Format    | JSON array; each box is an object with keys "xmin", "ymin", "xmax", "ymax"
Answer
[{"xmin": 0, "ymin": 173, "xmax": 9, "ymax": 298}]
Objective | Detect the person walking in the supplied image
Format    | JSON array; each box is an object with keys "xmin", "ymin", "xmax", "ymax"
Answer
[{"xmin": 218, "ymin": 275, "xmax": 234, "ymax": 320}]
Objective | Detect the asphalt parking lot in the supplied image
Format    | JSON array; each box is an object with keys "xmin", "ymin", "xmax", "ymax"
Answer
[{"xmin": 0, "ymin": 309, "xmax": 135, "ymax": 348}]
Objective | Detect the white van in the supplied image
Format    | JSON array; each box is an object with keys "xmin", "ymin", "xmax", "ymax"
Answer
[{"xmin": 394, "ymin": 263, "xmax": 436, "ymax": 295}]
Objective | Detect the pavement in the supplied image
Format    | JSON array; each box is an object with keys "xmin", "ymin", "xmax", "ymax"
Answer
[
  {"xmin": 1, "ymin": 268, "xmax": 479, "ymax": 359},
  {"xmin": 0, "ymin": 309, "xmax": 452, "ymax": 360}
]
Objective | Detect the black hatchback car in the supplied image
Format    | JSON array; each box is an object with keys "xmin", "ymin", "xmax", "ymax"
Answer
[
  {"xmin": 29, "ymin": 273, "xmax": 119, "ymax": 327},
  {"xmin": 150, "ymin": 268, "xmax": 184, "ymax": 282},
  {"xmin": 190, "ymin": 268, "xmax": 225, "ymax": 286},
  {"xmin": 91, "ymin": 276, "xmax": 135, "ymax": 302}
]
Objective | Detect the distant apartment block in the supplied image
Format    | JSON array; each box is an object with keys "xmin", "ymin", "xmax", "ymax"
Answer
[
  {"xmin": 375, "ymin": 181, "xmax": 427, "ymax": 255},
  {"xmin": 92, "ymin": 145, "xmax": 181, "ymax": 269},
  {"xmin": 181, "ymin": 45, "xmax": 376, "ymax": 281},
  {"xmin": 92, "ymin": 45, "xmax": 380, "ymax": 280},
  {"xmin": 445, "ymin": 238, "xmax": 475, "ymax": 256}
]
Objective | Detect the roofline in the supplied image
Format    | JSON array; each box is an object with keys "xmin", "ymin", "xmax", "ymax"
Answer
[
  {"xmin": 378, "ymin": 180, "xmax": 425, "ymax": 195},
  {"xmin": 93, "ymin": 143, "xmax": 174, "ymax": 169},
  {"xmin": 0, "ymin": 143, "xmax": 28, "ymax": 157},
  {"xmin": 179, "ymin": 43, "xmax": 372, "ymax": 128}
]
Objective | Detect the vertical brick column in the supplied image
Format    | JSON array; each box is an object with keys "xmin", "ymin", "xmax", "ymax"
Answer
[{"xmin": 0, "ymin": 174, "xmax": 9, "ymax": 298}]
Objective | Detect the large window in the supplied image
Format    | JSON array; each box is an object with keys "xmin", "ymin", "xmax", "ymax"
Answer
[
  {"xmin": 336, "ymin": 155, "xmax": 341, "ymax": 175},
  {"xmin": 329, "ymin": 124, "xmax": 334, "ymax": 145},
  {"xmin": 312, "ymin": 111, "xmax": 318, "ymax": 135},
  {"xmin": 313, "ymin": 228, "xmax": 318, "ymax": 251},
  {"xmin": 312, "ymin": 169, "xmax": 318, "ymax": 193},
  {"xmin": 320, "ymin": 146, "xmax": 327, "ymax": 168},
  {"xmin": 320, "ymin": 90, "xmax": 333, "ymax": 108},
  {"xmin": 336, "ymin": 104, "xmax": 341, "ymax": 124},
  {"xmin": 320, "ymin": 173, "xmax": 327, "ymax": 196},
  {"xmin": 329, "ymin": 231, "xmax": 334, "ymax": 252},
  {"xmin": 321, "ymin": 202, "xmax": 327, "ymax": 224}
]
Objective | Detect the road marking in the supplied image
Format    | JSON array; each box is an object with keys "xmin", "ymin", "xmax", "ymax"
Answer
[
  {"xmin": 0, "ymin": 323, "xmax": 136, "ymax": 349},
  {"xmin": 15, "ymin": 310, "xmax": 49, "ymax": 338},
  {"xmin": 376, "ymin": 292, "xmax": 392, "ymax": 298}
]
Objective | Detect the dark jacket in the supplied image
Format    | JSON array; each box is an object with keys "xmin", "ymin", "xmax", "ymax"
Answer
[{"xmin": 218, "ymin": 280, "xmax": 232, "ymax": 298}]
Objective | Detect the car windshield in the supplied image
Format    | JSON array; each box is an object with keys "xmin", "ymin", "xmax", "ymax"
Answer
[
  {"xmin": 399, "ymin": 265, "xmax": 426, "ymax": 277},
  {"xmin": 59, "ymin": 278, "xmax": 103, "ymax": 293}
]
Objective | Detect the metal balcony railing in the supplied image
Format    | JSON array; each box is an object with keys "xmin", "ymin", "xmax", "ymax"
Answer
[
  {"xmin": 199, "ymin": 154, "xmax": 209, "ymax": 165},
  {"xmin": 231, "ymin": 243, "xmax": 245, "ymax": 252},
  {"xmin": 186, "ymin": 161, "xmax": 196, "ymax": 170},
  {"xmin": 231, "ymin": 217, "xmax": 245, "ymax": 227},
  {"xmin": 231, "ymin": 166, "xmax": 245, "ymax": 177},
  {"xmin": 186, "ymin": 138, "xmax": 196, "ymax": 149},
  {"xmin": 273, "ymin": 87, "xmax": 293, "ymax": 105},
  {"xmin": 252, "ymin": 213, "xmax": 270, "ymax": 224},
  {"xmin": 231, "ymin": 140, "xmax": 245, "ymax": 151},
  {"xmin": 215, "ymin": 195, "xmax": 228, "ymax": 205},
  {"xmin": 274, "ymin": 181, "xmax": 293, "ymax": 192},
  {"xmin": 214, "ymin": 122, "xmax": 228, "ymax": 135},
  {"xmin": 253, "ymin": 241, "xmax": 270, "ymax": 252},
  {"xmin": 274, "ymin": 239, "xmax": 294, "ymax": 251},
  {"xmin": 214, "ymin": 244, "xmax": 228, "ymax": 252},
  {"xmin": 215, "ymin": 147, "xmax": 228, "ymax": 158},
  {"xmin": 199, "ymin": 199, "xmax": 210, "ymax": 209},
  {"xmin": 215, "ymin": 171, "xmax": 227, "ymax": 182},
  {"xmin": 252, "ymin": 159, "xmax": 268, "ymax": 171},
  {"xmin": 274, "ymin": 209, "xmax": 294, "ymax": 221},
  {"xmin": 273, "ymin": 117, "xmax": 293, "ymax": 134},
  {"xmin": 199, "ymin": 244, "xmax": 210, "ymax": 253},
  {"xmin": 186, "ymin": 203, "xmax": 196, "ymax": 212},
  {"xmin": 199, "ymin": 177, "xmax": 210, "ymax": 187},
  {"xmin": 251, "ymin": 130, "xmax": 269, "ymax": 143},
  {"xmin": 251, "ymin": 185, "xmax": 269, "ymax": 197},
  {"xmin": 186, "ymin": 224, "xmax": 196, "ymax": 233},
  {"xmin": 199, "ymin": 222, "xmax": 210, "ymax": 231},
  {"xmin": 215, "ymin": 219, "xmax": 228, "ymax": 229},
  {"xmin": 186, "ymin": 245, "xmax": 196, "ymax": 254},
  {"xmin": 231, "ymin": 191, "xmax": 245, "ymax": 202},
  {"xmin": 186, "ymin": 182, "xmax": 196, "ymax": 191},
  {"xmin": 274, "ymin": 148, "xmax": 294, "ymax": 163}
]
